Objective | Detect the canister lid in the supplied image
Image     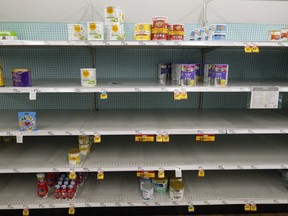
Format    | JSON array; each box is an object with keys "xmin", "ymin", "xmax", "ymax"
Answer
[
  {"xmin": 36, "ymin": 173, "xmax": 45, "ymax": 180},
  {"xmin": 68, "ymin": 149, "xmax": 80, "ymax": 155},
  {"xmin": 170, "ymin": 181, "xmax": 184, "ymax": 190}
]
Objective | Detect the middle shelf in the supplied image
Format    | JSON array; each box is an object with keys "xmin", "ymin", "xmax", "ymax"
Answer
[
  {"xmin": 1, "ymin": 109, "xmax": 288, "ymax": 136},
  {"xmin": 1, "ymin": 135, "xmax": 288, "ymax": 173}
]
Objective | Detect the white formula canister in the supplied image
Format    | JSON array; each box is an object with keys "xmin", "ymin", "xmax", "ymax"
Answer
[
  {"xmin": 169, "ymin": 181, "xmax": 184, "ymax": 200},
  {"xmin": 105, "ymin": 24, "xmax": 125, "ymax": 40},
  {"xmin": 68, "ymin": 24, "xmax": 85, "ymax": 40},
  {"xmin": 87, "ymin": 22, "xmax": 104, "ymax": 40},
  {"xmin": 105, "ymin": 6, "xmax": 122, "ymax": 24},
  {"xmin": 141, "ymin": 182, "xmax": 154, "ymax": 200},
  {"xmin": 80, "ymin": 68, "xmax": 96, "ymax": 87}
]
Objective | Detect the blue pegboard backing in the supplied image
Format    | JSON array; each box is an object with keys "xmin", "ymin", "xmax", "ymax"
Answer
[
  {"xmin": 0, "ymin": 48, "xmax": 92, "ymax": 79},
  {"xmin": 205, "ymin": 48, "xmax": 288, "ymax": 79},
  {"xmin": 224, "ymin": 23, "xmax": 288, "ymax": 41},
  {"xmin": 0, "ymin": 93, "xmax": 94, "ymax": 110},
  {"xmin": 96, "ymin": 48, "xmax": 201, "ymax": 79},
  {"xmin": 96, "ymin": 93, "xmax": 199, "ymax": 109},
  {"xmin": 202, "ymin": 93, "xmax": 248, "ymax": 109}
]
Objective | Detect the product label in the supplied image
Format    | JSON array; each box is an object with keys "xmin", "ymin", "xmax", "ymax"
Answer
[{"xmin": 181, "ymin": 72, "xmax": 194, "ymax": 80}]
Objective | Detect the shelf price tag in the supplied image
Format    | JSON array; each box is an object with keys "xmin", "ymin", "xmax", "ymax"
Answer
[
  {"xmin": 244, "ymin": 203, "xmax": 251, "ymax": 211},
  {"xmin": 29, "ymin": 90, "xmax": 36, "ymax": 100},
  {"xmin": 252, "ymin": 45, "xmax": 259, "ymax": 53},
  {"xmin": 196, "ymin": 135, "xmax": 215, "ymax": 142},
  {"xmin": 68, "ymin": 207, "xmax": 75, "ymax": 215},
  {"xmin": 162, "ymin": 133, "xmax": 170, "ymax": 142},
  {"xmin": 174, "ymin": 90, "xmax": 181, "ymax": 100},
  {"xmin": 251, "ymin": 204, "xmax": 257, "ymax": 211},
  {"xmin": 135, "ymin": 134, "xmax": 154, "ymax": 142},
  {"xmin": 250, "ymin": 86, "xmax": 279, "ymax": 109},
  {"xmin": 180, "ymin": 89, "xmax": 188, "ymax": 100},
  {"xmin": 17, "ymin": 135, "xmax": 23, "ymax": 143},
  {"xmin": 23, "ymin": 208, "xmax": 29, "ymax": 216},
  {"xmin": 69, "ymin": 172, "xmax": 77, "ymax": 180},
  {"xmin": 158, "ymin": 169, "xmax": 165, "ymax": 178},
  {"xmin": 188, "ymin": 205, "xmax": 195, "ymax": 212},
  {"xmin": 244, "ymin": 46, "xmax": 252, "ymax": 53},
  {"xmin": 175, "ymin": 167, "xmax": 182, "ymax": 178},
  {"xmin": 97, "ymin": 170, "xmax": 104, "ymax": 180},
  {"xmin": 100, "ymin": 91, "xmax": 108, "ymax": 99},
  {"xmin": 137, "ymin": 171, "xmax": 155, "ymax": 178},
  {"xmin": 156, "ymin": 133, "xmax": 163, "ymax": 142},
  {"xmin": 198, "ymin": 168, "xmax": 205, "ymax": 177},
  {"xmin": 94, "ymin": 133, "xmax": 101, "ymax": 143}
]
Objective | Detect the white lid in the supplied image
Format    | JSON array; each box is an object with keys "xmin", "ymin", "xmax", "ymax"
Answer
[{"xmin": 36, "ymin": 173, "xmax": 45, "ymax": 178}]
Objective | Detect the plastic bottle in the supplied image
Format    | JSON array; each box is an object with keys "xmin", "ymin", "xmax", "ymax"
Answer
[{"xmin": 36, "ymin": 173, "xmax": 48, "ymax": 198}]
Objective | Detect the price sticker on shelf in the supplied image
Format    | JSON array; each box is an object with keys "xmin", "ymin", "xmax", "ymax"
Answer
[
  {"xmin": 196, "ymin": 135, "xmax": 215, "ymax": 142},
  {"xmin": 23, "ymin": 208, "xmax": 29, "ymax": 216},
  {"xmin": 29, "ymin": 91, "xmax": 36, "ymax": 100},
  {"xmin": 244, "ymin": 46, "xmax": 252, "ymax": 53},
  {"xmin": 97, "ymin": 171, "xmax": 104, "ymax": 180},
  {"xmin": 252, "ymin": 45, "xmax": 259, "ymax": 53},
  {"xmin": 137, "ymin": 171, "xmax": 155, "ymax": 178},
  {"xmin": 135, "ymin": 134, "xmax": 154, "ymax": 142},
  {"xmin": 251, "ymin": 204, "xmax": 257, "ymax": 211},
  {"xmin": 100, "ymin": 91, "xmax": 108, "ymax": 99},
  {"xmin": 17, "ymin": 135, "xmax": 23, "ymax": 143},
  {"xmin": 68, "ymin": 207, "xmax": 75, "ymax": 215},
  {"xmin": 198, "ymin": 169, "xmax": 205, "ymax": 177},
  {"xmin": 162, "ymin": 133, "xmax": 170, "ymax": 142},
  {"xmin": 156, "ymin": 133, "xmax": 163, "ymax": 142},
  {"xmin": 244, "ymin": 203, "xmax": 251, "ymax": 211},
  {"xmin": 174, "ymin": 90, "xmax": 181, "ymax": 100},
  {"xmin": 94, "ymin": 134, "xmax": 101, "ymax": 143},
  {"xmin": 180, "ymin": 90, "xmax": 188, "ymax": 100},
  {"xmin": 175, "ymin": 167, "xmax": 182, "ymax": 178},
  {"xmin": 158, "ymin": 169, "xmax": 165, "ymax": 178},
  {"xmin": 188, "ymin": 205, "xmax": 195, "ymax": 212},
  {"xmin": 69, "ymin": 172, "xmax": 77, "ymax": 180}
]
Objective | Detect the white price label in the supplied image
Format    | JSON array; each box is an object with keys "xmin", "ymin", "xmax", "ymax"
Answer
[
  {"xmin": 175, "ymin": 167, "xmax": 182, "ymax": 178},
  {"xmin": 17, "ymin": 135, "xmax": 23, "ymax": 143},
  {"xmin": 29, "ymin": 91, "xmax": 36, "ymax": 100},
  {"xmin": 250, "ymin": 86, "xmax": 279, "ymax": 109}
]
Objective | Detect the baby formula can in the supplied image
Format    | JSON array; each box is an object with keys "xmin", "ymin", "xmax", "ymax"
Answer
[
  {"xmin": 87, "ymin": 22, "xmax": 104, "ymax": 40},
  {"xmin": 134, "ymin": 23, "xmax": 151, "ymax": 40},
  {"xmin": 80, "ymin": 68, "xmax": 96, "ymax": 87},
  {"xmin": 12, "ymin": 68, "xmax": 32, "ymax": 87}
]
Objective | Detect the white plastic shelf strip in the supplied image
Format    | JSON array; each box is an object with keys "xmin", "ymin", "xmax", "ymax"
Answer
[
  {"xmin": 0, "ymin": 40, "xmax": 287, "ymax": 47},
  {"xmin": 2, "ymin": 79, "xmax": 288, "ymax": 93},
  {"xmin": 0, "ymin": 171, "xmax": 287, "ymax": 209},
  {"xmin": 2, "ymin": 109, "xmax": 288, "ymax": 136},
  {"xmin": 1, "ymin": 135, "xmax": 288, "ymax": 173}
]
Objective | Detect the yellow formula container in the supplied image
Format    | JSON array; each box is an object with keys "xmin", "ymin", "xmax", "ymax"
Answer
[
  {"xmin": 68, "ymin": 149, "xmax": 81, "ymax": 165},
  {"xmin": 134, "ymin": 23, "xmax": 151, "ymax": 40}
]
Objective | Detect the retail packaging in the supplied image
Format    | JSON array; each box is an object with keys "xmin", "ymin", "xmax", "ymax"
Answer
[
  {"xmin": 37, "ymin": 173, "xmax": 49, "ymax": 198},
  {"xmin": 0, "ymin": 31, "xmax": 18, "ymax": 40},
  {"xmin": 269, "ymin": 30, "xmax": 281, "ymax": 41},
  {"xmin": 158, "ymin": 63, "xmax": 171, "ymax": 84},
  {"xmin": 12, "ymin": 68, "xmax": 32, "ymax": 87},
  {"xmin": 172, "ymin": 64, "xmax": 197, "ymax": 86},
  {"xmin": 169, "ymin": 181, "xmax": 184, "ymax": 200},
  {"xmin": 203, "ymin": 64, "xmax": 214, "ymax": 84},
  {"xmin": 152, "ymin": 177, "xmax": 168, "ymax": 193},
  {"xmin": 104, "ymin": 6, "xmax": 125, "ymax": 40},
  {"xmin": 87, "ymin": 22, "xmax": 104, "ymax": 40},
  {"xmin": 134, "ymin": 23, "xmax": 151, "ymax": 40},
  {"xmin": 141, "ymin": 182, "xmax": 154, "ymax": 200},
  {"xmin": 0, "ymin": 64, "xmax": 5, "ymax": 86},
  {"xmin": 105, "ymin": 24, "xmax": 125, "ymax": 40},
  {"xmin": 80, "ymin": 68, "xmax": 96, "ymax": 87},
  {"xmin": 68, "ymin": 149, "xmax": 81, "ymax": 165},
  {"xmin": 204, "ymin": 64, "xmax": 229, "ymax": 86},
  {"xmin": 67, "ymin": 24, "xmax": 85, "ymax": 40},
  {"xmin": 152, "ymin": 16, "xmax": 169, "ymax": 40},
  {"xmin": 105, "ymin": 6, "xmax": 122, "ymax": 24},
  {"xmin": 169, "ymin": 24, "xmax": 184, "ymax": 40},
  {"xmin": 281, "ymin": 28, "xmax": 288, "ymax": 41},
  {"xmin": 190, "ymin": 24, "xmax": 227, "ymax": 41},
  {"xmin": 18, "ymin": 112, "xmax": 37, "ymax": 131},
  {"xmin": 79, "ymin": 144, "xmax": 90, "ymax": 156},
  {"xmin": 78, "ymin": 135, "xmax": 92, "ymax": 145}
]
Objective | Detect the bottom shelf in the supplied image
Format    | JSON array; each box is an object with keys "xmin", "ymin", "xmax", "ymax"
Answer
[{"xmin": 0, "ymin": 170, "xmax": 288, "ymax": 209}]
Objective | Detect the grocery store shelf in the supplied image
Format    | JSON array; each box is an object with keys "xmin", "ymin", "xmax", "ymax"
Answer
[
  {"xmin": 1, "ymin": 135, "xmax": 287, "ymax": 173},
  {"xmin": 0, "ymin": 171, "xmax": 287, "ymax": 209},
  {"xmin": 2, "ymin": 109, "xmax": 288, "ymax": 136},
  {"xmin": 0, "ymin": 40, "xmax": 287, "ymax": 48},
  {"xmin": 1, "ymin": 78, "xmax": 288, "ymax": 93}
]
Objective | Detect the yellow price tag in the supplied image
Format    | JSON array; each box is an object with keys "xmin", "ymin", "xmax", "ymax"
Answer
[
  {"xmin": 158, "ymin": 170, "xmax": 165, "ymax": 178},
  {"xmin": 244, "ymin": 46, "xmax": 252, "ymax": 53},
  {"xmin": 196, "ymin": 135, "xmax": 215, "ymax": 142},
  {"xmin": 100, "ymin": 92, "xmax": 108, "ymax": 99},
  {"xmin": 68, "ymin": 207, "xmax": 75, "ymax": 215},
  {"xmin": 69, "ymin": 172, "xmax": 77, "ymax": 180},
  {"xmin": 251, "ymin": 204, "xmax": 257, "ymax": 211},
  {"xmin": 252, "ymin": 46, "xmax": 259, "ymax": 53},
  {"xmin": 180, "ymin": 92, "xmax": 188, "ymax": 100},
  {"xmin": 135, "ymin": 135, "xmax": 154, "ymax": 142},
  {"xmin": 136, "ymin": 171, "xmax": 155, "ymax": 178},
  {"xmin": 244, "ymin": 204, "xmax": 251, "ymax": 211},
  {"xmin": 97, "ymin": 171, "xmax": 104, "ymax": 180},
  {"xmin": 188, "ymin": 205, "xmax": 195, "ymax": 212},
  {"xmin": 156, "ymin": 134, "xmax": 163, "ymax": 142},
  {"xmin": 23, "ymin": 208, "xmax": 29, "ymax": 216},
  {"xmin": 174, "ymin": 91, "xmax": 181, "ymax": 100},
  {"xmin": 198, "ymin": 169, "xmax": 205, "ymax": 177},
  {"xmin": 162, "ymin": 134, "xmax": 170, "ymax": 142},
  {"xmin": 94, "ymin": 134, "xmax": 101, "ymax": 143}
]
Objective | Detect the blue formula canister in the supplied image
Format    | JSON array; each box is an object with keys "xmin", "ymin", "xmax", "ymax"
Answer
[{"xmin": 12, "ymin": 68, "xmax": 32, "ymax": 87}]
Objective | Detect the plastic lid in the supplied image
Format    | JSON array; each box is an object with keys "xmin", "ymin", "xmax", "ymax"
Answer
[
  {"xmin": 36, "ymin": 173, "xmax": 45, "ymax": 179},
  {"xmin": 68, "ymin": 149, "xmax": 80, "ymax": 155},
  {"xmin": 170, "ymin": 181, "xmax": 184, "ymax": 190}
]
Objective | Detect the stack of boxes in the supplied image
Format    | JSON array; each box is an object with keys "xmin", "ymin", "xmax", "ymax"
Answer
[{"xmin": 190, "ymin": 24, "xmax": 227, "ymax": 41}]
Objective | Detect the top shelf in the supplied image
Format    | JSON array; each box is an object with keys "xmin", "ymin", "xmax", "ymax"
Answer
[{"xmin": 0, "ymin": 40, "xmax": 288, "ymax": 48}]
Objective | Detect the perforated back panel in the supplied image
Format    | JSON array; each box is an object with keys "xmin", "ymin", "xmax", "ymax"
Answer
[
  {"xmin": 202, "ymin": 93, "xmax": 249, "ymax": 109},
  {"xmin": 96, "ymin": 93, "xmax": 199, "ymax": 109},
  {"xmin": 0, "ymin": 94, "xmax": 95, "ymax": 110}
]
